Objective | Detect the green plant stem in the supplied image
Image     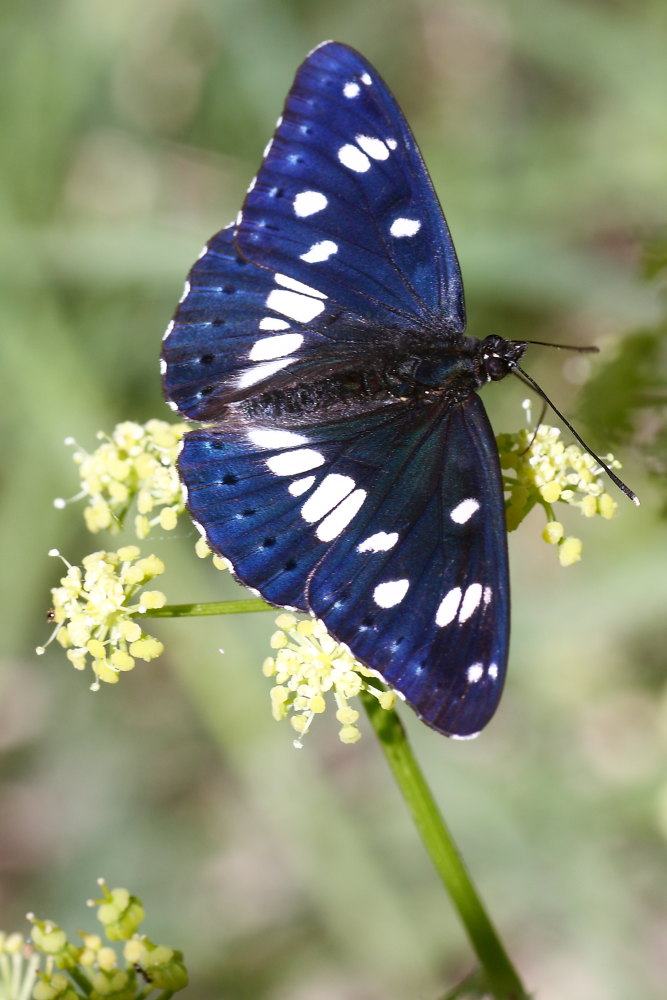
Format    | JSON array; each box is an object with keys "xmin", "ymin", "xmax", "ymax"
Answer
[
  {"xmin": 136, "ymin": 599, "xmax": 273, "ymax": 619},
  {"xmin": 361, "ymin": 691, "xmax": 528, "ymax": 1000},
  {"xmin": 67, "ymin": 967, "xmax": 92, "ymax": 995}
]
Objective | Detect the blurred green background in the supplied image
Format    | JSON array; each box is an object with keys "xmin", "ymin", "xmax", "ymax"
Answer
[{"xmin": 2, "ymin": 1, "xmax": 667, "ymax": 997}]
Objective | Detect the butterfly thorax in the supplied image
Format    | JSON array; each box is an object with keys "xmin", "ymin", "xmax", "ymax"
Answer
[{"xmin": 237, "ymin": 334, "xmax": 526, "ymax": 427}]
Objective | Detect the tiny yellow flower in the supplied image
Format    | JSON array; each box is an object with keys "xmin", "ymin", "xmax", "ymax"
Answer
[
  {"xmin": 497, "ymin": 411, "xmax": 623, "ymax": 566},
  {"xmin": 558, "ymin": 536, "xmax": 583, "ymax": 567},
  {"xmin": 37, "ymin": 549, "xmax": 166, "ymax": 689},
  {"xmin": 264, "ymin": 615, "xmax": 395, "ymax": 744},
  {"xmin": 92, "ymin": 883, "xmax": 145, "ymax": 942},
  {"xmin": 57, "ymin": 420, "xmax": 187, "ymax": 540},
  {"xmin": 542, "ymin": 521, "xmax": 564, "ymax": 545}
]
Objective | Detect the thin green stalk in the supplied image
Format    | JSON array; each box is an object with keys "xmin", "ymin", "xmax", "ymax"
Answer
[
  {"xmin": 137, "ymin": 599, "xmax": 273, "ymax": 619},
  {"xmin": 67, "ymin": 966, "xmax": 92, "ymax": 995},
  {"xmin": 361, "ymin": 692, "xmax": 528, "ymax": 1000}
]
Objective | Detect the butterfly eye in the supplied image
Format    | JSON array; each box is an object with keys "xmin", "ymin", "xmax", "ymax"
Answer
[{"xmin": 485, "ymin": 355, "xmax": 509, "ymax": 382}]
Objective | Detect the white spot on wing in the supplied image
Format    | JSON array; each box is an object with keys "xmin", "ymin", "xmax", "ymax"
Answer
[
  {"xmin": 301, "ymin": 474, "xmax": 355, "ymax": 523},
  {"xmin": 355, "ymin": 135, "xmax": 389, "ymax": 160},
  {"xmin": 266, "ymin": 289, "xmax": 325, "ymax": 323},
  {"xmin": 275, "ymin": 274, "xmax": 327, "ymax": 298},
  {"xmin": 488, "ymin": 662, "xmax": 499, "ymax": 680},
  {"xmin": 196, "ymin": 244, "xmax": 209, "ymax": 260},
  {"xmin": 166, "ymin": 400, "xmax": 180, "ymax": 412},
  {"xmin": 386, "ymin": 138, "xmax": 398, "ymax": 150},
  {"xmin": 288, "ymin": 475, "xmax": 315, "ymax": 497},
  {"xmin": 467, "ymin": 663, "xmax": 484, "ymax": 684},
  {"xmin": 249, "ymin": 333, "xmax": 304, "ymax": 361},
  {"xmin": 300, "ymin": 240, "xmax": 338, "ymax": 263},
  {"xmin": 436, "ymin": 587, "xmax": 462, "ymax": 627},
  {"xmin": 390, "ymin": 217, "xmax": 422, "ymax": 238},
  {"xmin": 357, "ymin": 531, "xmax": 399, "ymax": 553},
  {"xmin": 162, "ymin": 319, "xmax": 174, "ymax": 341},
  {"xmin": 316, "ymin": 489, "xmax": 367, "ymax": 541},
  {"xmin": 343, "ymin": 81, "xmax": 360, "ymax": 98},
  {"xmin": 450, "ymin": 498, "xmax": 480, "ymax": 524},
  {"xmin": 373, "ymin": 579, "xmax": 409, "ymax": 609},
  {"xmin": 247, "ymin": 428, "xmax": 309, "ymax": 450},
  {"xmin": 361, "ymin": 72, "xmax": 372, "ymax": 85},
  {"xmin": 451, "ymin": 731, "xmax": 481, "ymax": 741},
  {"xmin": 259, "ymin": 317, "xmax": 290, "ymax": 331},
  {"xmin": 235, "ymin": 358, "xmax": 295, "ymax": 389},
  {"xmin": 159, "ymin": 357, "xmax": 167, "ymax": 375},
  {"xmin": 458, "ymin": 583, "xmax": 483, "ymax": 623},
  {"xmin": 178, "ymin": 280, "xmax": 190, "ymax": 304},
  {"xmin": 293, "ymin": 190, "xmax": 328, "ymax": 217},
  {"xmin": 338, "ymin": 144, "xmax": 371, "ymax": 172},
  {"xmin": 483, "ymin": 586, "xmax": 492, "ymax": 605},
  {"xmin": 267, "ymin": 449, "xmax": 325, "ymax": 477},
  {"xmin": 263, "ymin": 139, "xmax": 273, "ymax": 158}
]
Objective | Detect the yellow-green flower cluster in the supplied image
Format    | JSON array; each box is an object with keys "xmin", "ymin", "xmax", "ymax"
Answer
[
  {"xmin": 0, "ymin": 930, "xmax": 40, "ymax": 1000},
  {"xmin": 59, "ymin": 420, "xmax": 187, "ymax": 539},
  {"xmin": 6, "ymin": 880, "xmax": 189, "ymax": 1000},
  {"xmin": 497, "ymin": 422, "xmax": 620, "ymax": 566},
  {"xmin": 263, "ymin": 614, "xmax": 396, "ymax": 745},
  {"xmin": 37, "ymin": 547, "xmax": 166, "ymax": 689}
]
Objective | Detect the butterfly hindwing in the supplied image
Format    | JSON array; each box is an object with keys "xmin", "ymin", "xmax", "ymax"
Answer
[
  {"xmin": 236, "ymin": 41, "xmax": 466, "ymax": 334},
  {"xmin": 179, "ymin": 394, "xmax": 508, "ymax": 737}
]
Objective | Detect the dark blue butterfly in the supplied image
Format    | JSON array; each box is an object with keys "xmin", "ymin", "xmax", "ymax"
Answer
[{"xmin": 161, "ymin": 41, "xmax": 530, "ymax": 738}]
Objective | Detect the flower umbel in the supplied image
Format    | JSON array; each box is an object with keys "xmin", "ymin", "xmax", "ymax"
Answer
[
  {"xmin": 498, "ymin": 412, "xmax": 621, "ymax": 566},
  {"xmin": 37, "ymin": 548, "xmax": 166, "ymax": 689},
  {"xmin": 56, "ymin": 420, "xmax": 187, "ymax": 539},
  {"xmin": 0, "ymin": 880, "xmax": 189, "ymax": 999},
  {"xmin": 263, "ymin": 614, "xmax": 396, "ymax": 745}
]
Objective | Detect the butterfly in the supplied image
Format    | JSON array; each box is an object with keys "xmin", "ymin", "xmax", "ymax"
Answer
[{"xmin": 160, "ymin": 41, "xmax": 633, "ymax": 738}]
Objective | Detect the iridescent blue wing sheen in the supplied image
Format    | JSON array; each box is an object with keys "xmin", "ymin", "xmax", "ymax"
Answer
[
  {"xmin": 179, "ymin": 394, "xmax": 508, "ymax": 738},
  {"xmin": 162, "ymin": 40, "xmax": 467, "ymax": 421},
  {"xmin": 162, "ymin": 221, "xmax": 412, "ymax": 422},
  {"xmin": 162, "ymin": 224, "xmax": 354, "ymax": 420},
  {"xmin": 236, "ymin": 41, "xmax": 465, "ymax": 335}
]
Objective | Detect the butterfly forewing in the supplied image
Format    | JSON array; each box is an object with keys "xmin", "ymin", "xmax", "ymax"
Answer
[
  {"xmin": 162, "ymin": 225, "xmax": 342, "ymax": 420},
  {"xmin": 236, "ymin": 42, "xmax": 465, "ymax": 334}
]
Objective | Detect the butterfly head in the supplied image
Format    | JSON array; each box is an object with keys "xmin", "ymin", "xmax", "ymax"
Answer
[{"xmin": 480, "ymin": 335, "xmax": 527, "ymax": 383}]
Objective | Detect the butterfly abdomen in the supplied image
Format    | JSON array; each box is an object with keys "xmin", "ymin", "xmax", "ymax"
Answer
[{"xmin": 238, "ymin": 367, "xmax": 394, "ymax": 424}]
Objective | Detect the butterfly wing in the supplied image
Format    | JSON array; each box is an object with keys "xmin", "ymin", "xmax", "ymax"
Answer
[
  {"xmin": 162, "ymin": 224, "xmax": 354, "ymax": 420},
  {"xmin": 161, "ymin": 41, "xmax": 468, "ymax": 422},
  {"xmin": 179, "ymin": 393, "xmax": 508, "ymax": 737},
  {"xmin": 236, "ymin": 41, "xmax": 466, "ymax": 334}
]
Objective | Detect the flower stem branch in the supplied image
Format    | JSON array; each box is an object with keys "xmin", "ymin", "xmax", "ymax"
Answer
[
  {"xmin": 361, "ymin": 691, "xmax": 528, "ymax": 1000},
  {"xmin": 136, "ymin": 599, "xmax": 273, "ymax": 619}
]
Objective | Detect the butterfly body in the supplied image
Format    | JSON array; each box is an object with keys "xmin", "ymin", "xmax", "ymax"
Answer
[
  {"xmin": 232, "ymin": 333, "xmax": 525, "ymax": 428},
  {"xmin": 162, "ymin": 42, "xmax": 527, "ymax": 738}
]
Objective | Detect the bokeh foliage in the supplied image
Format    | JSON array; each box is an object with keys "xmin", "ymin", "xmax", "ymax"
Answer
[{"xmin": 2, "ymin": 2, "xmax": 667, "ymax": 999}]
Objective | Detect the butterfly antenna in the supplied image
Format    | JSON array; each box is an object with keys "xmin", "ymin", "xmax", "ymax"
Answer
[
  {"xmin": 513, "ymin": 364, "xmax": 640, "ymax": 506},
  {"xmin": 523, "ymin": 340, "xmax": 599, "ymax": 354}
]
